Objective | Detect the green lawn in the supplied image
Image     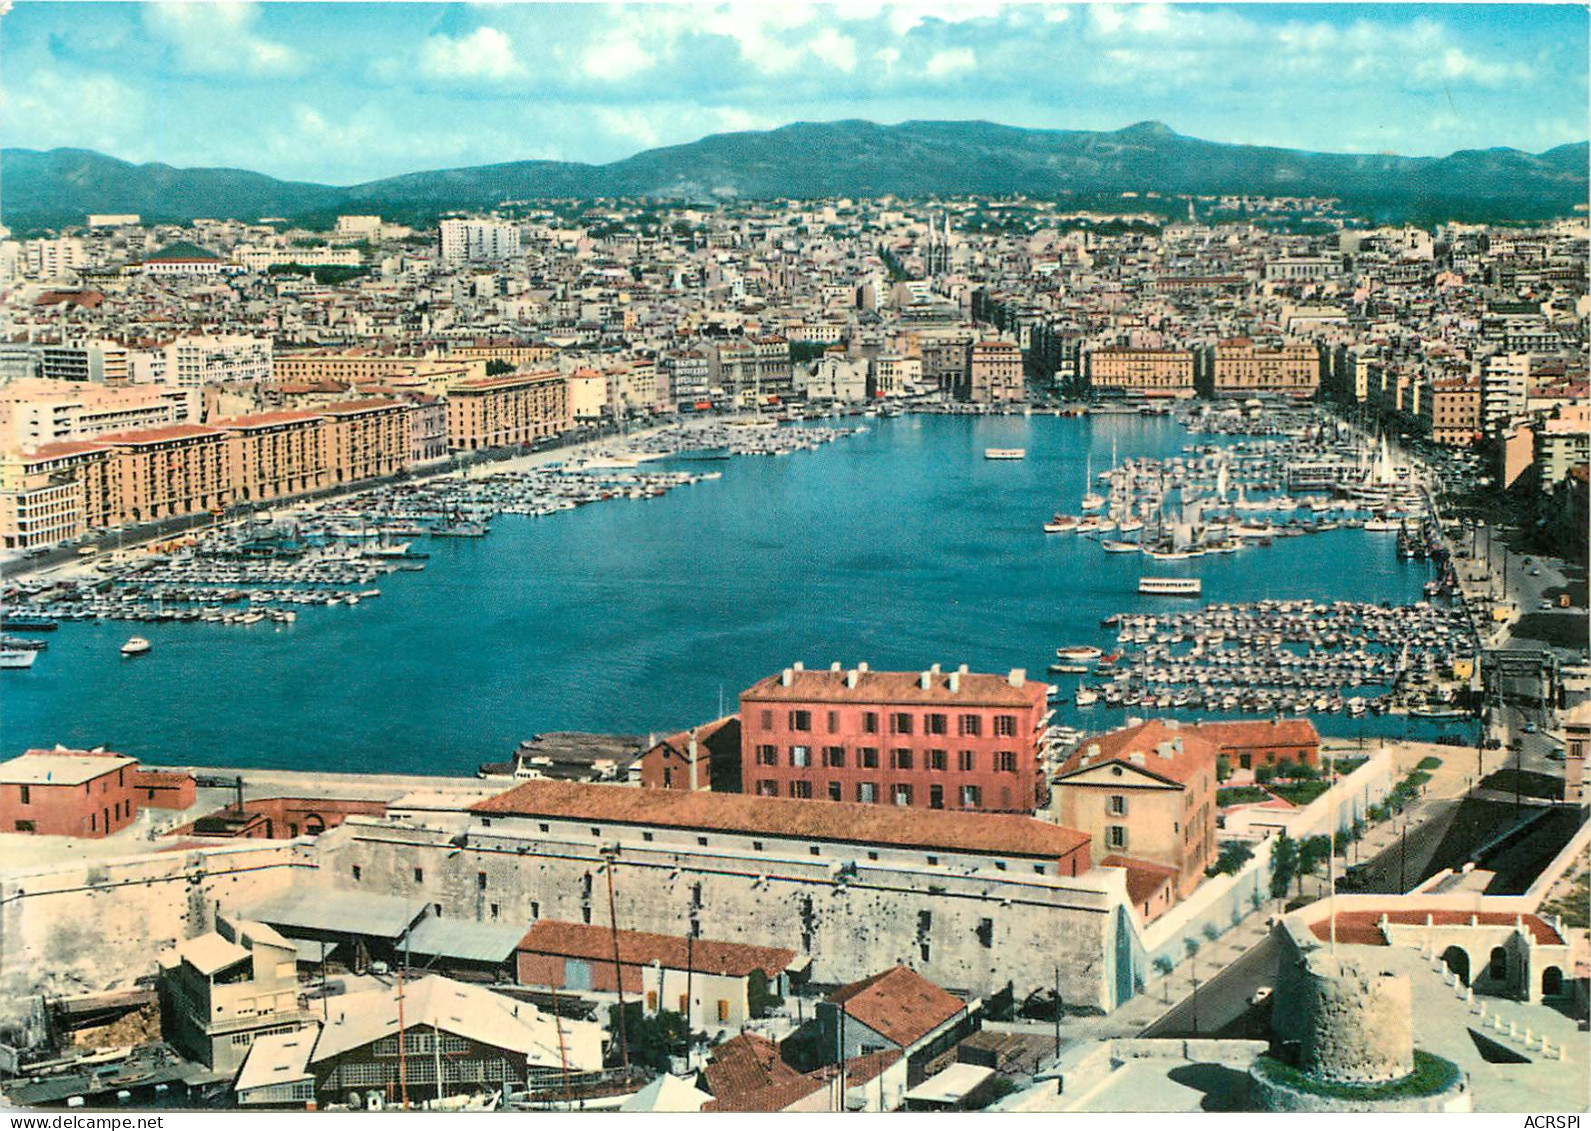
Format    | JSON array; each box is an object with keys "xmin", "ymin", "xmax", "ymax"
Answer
[
  {"xmin": 1252, "ymin": 1050, "xmax": 1462, "ymax": 1100},
  {"xmin": 1218, "ymin": 786, "xmax": 1271, "ymax": 806},
  {"xmin": 1270, "ymin": 780, "xmax": 1331, "ymax": 807}
]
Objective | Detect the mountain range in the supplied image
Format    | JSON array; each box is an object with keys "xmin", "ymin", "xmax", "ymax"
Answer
[{"xmin": 4, "ymin": 119, "xmax": 1587, "ymax": 230}]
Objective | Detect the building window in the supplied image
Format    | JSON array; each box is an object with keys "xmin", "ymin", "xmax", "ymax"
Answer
[
  {"xmin": 14, "ymin": 820, "xmax": 35, "ymax": 833},
  {"xmin": 862, "ymin": 712, "xmax": 879, "ymax": 734},
  {"xmin": 490, "ymin": 903, "xmax": 499, "ymax": 920},
  {"xmin": 756, "ymin": 780, "xmax": 778, "ymax": 797},
  {"xmin": 823, "ymin": 746, "xmax": 846, "ymax": 768},
  {"xmin": 18, "ymin": 785, "xmax": 29, "ymax": 805},
  {"xmin": 697, "ymin": 836, "xmax": 709, "ymax": 846},
  {"xmin": 893, "ymin": 784, "xmax": 913, "ymax": 806},
  {"xmin": 889, "ymin": 712, "xmax": 913, "ymax": 735},
  {"xmin": 1239, "ymin": 753, "xmax": 1252, "ymax": 770},
  {"xmin": 959, "ymin": 785, "xmax": 981, "ymax": 808},
  {"xmin": 892, "ymin": 748, "xmax": 913, "ymax": 770},
  {"xmin": 828, "ymin": 781, "xmax": 843, "ymax": 801},
  {"xmin": 860, "ymin": 747, "xmax": 880, "ymax": 769},
  {"xmin": 928, "ymin": 749, "xmax": 947, "ymax": 771},
  {"xmin": 925, "ymin": 713, "xmax": 948, "ymax": 736},
  {"xmin": 809, "ymin": 845, "xmax": 821, "ymax": 856},
  {"xmin": 352, "ymin": 865, "xmax": 361, "ymax": 881},
  {"xmin": 857, "ymin": 782, "xmax": 878, "ymax": 804},
  {"xmin": 760, "ymin": 710, "xmax": 773, "ymax": 729},
  {"xmin": 958, "ymin": 750, "xmax": 976, "ymax": 772},
  {"xmin": 790, "ymin": 745, "xmax": 811, "ymax": 768},
  {"xmin": 958, "ymin": 714, "xmax": 982, "ymax": 737},
  {"xmin": 717, "ymin": 1000, "xmax": 731, "ymax": 1023},
  {"xmin": 1107, "ymin": 794, "xmax": 1127, "ymax": 816},
  {"xmin": 977, "ymin": 918, "xmax": 994, "ymax": 948},
  {"xmin": 414, "ymin": 868, "xmax": 424, "ymax": 883},
  {"xmin": 789, "ymin": 710, "xmax": 812, "ymax": 732},
  {"xmin": 994, "ymin": 715, "xmax": 1017, "ymax": 737},
  {"xmin": 477, "ymin": 872, "xmax": 488, "ymax": 890},
  {"xmin": 791, "ymin": 781, "xmax": 813, "ymax": 799},
  {"xmin": 827, "ymin": 711, "xmax": 839, "ymax": 734},
  {"xmin": 1107, "ymin": 825, "xmax": 1128, "ymax": 850},
  {"xmin": 756, "ymin": 744, "xmax": 778, "ymax": 766},
  {"xmin": 995, "ymin": 751, "xmax": 1018, "ymax": 773},
  {"xmin": 929, "ymin": 784, "xmax": 944, "ymax": 809}
]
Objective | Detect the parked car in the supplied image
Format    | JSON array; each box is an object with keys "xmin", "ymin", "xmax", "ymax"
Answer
[
  {"xmin": 1523, "ymin": 722, "xmax": 1539, "ymax": 734},
  {"xmin": 1249, "ymin": 986, "xmax": 1274, "ymax": 1006}
]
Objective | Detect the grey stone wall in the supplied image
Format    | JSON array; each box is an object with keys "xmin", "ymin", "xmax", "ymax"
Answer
[{"xmin": 1298, "ymin": 955, "xmax": 1415, "ymax": 1084}]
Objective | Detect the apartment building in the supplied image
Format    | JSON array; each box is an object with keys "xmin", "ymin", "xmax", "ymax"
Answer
[
  {"xmin": 739, "ymin": 663, "xmax": 1051, "ymax": 814},
  {"xmin": 273, "ymin": 350, "xmax": 481, "ymax": 389},
  {"xmin": 965, "ymin": 339, "xmax": 1024, "ymax": 403},
  {"xmin": 1536, "ymin": 415, "xmax": 1590, "ymax": 484},
  {"xmin": 1207, "ymin": 340, "xmax": 1320, "ymax": 397},
  {"xmin": 0, "ymin": 379, "xmax": 198, "ymax": 450},
  {"xmin": 1050, "ymin": 719, "xmax": 1217, "ymax": 901},
  {"xmin": 39, "ymin": 341, "xmax": 129, "ymax": 385},
  {"xmin": 661, "ymin": 350, "xmax": 712, "ymax": 407},
  {"xmin": 320, "ymin": 399, "xmax": 410, "ymax": 484},
  {"xmin": 1085, "ymin": 347, "xmax": 1196, "ymax": 398},
  {"xmin": 445, "ymin": 369, "xmax": 569, "ymax": 452},
  {"xmin": 166, "ymin": 334, "xmax": 275, "ymax": 387},
  {"xmin": 439, "ymin": 219, "xmax": 521, "ymax": 264},
  {"xmin": 871, "ymin": 354, "xmax": 924, "ymax": 399},
  {"xmin": 24, "ymin": 238, "xmax": 87, "ymax": 277},
  {"xmin": 102, "ymin": 423, "xmax": 236, "ymax": 523},
  {"xmin": 220, "ymin": 411, "xmax": 328, "ymax": 503},
  {"xmin": 1425, "ymin": 378, "xmax": 1483, "ymax": 447}
]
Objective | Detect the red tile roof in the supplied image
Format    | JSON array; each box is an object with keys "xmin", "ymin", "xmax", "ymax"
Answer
[
  {"xmin": 1185, "ymin": 718, "xmax": 1319, "ymax": 752},
  {"xmin": 741, "ymin": 667, "xmax": 1041, "ymax": 708},
  {"xmin": 700, "ymin": 1049, "xmax": 901, "ymax": 1113},
  {"xmin": 1309, "ymin": 909, "xmax": 1566, "ymax": 947},
  {"xmin": 320, "ymin": 397, "xmax": 403, "ymax": 415},
  {"xmin": 218, "ymin": 410, "xmax": 325, "ymax": 429},
  {"xmin": 702, "ymin": 1032, "xmax": 800, "ymax": 1099},
  {"xmin": 517, "ymin": 920, "xmax": 795, "ymax": 979},
  {"xmin": 470, "ymin": 779, "xmax": 1089, "ymax": 860},
  {"xmin": 1056, "ymin": 719, "xmax": 1217, "ymax": 786},
  {"xmin": 828, "ymin": 966, "xmax": 965, "ymax": 1048},
  {"xmin": 1100, "ymin": 854, "xmax": 1177, "ymax": 906},
  {"xmin": 97, "ymin": 423, "xmax": 230, "ymax": 445}
]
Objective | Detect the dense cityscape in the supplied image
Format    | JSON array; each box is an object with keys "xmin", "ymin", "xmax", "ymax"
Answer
[{"xmin": 1, "ymin": 0, "xmax": 1588, "ymax": 1120}]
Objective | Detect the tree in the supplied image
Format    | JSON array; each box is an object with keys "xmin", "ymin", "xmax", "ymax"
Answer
[
  {"xmin": 607, "ymin": 1003, "xmax": 689, "ymax": 1073},
  {"xmin": 1270, "ymin": 834, "xmax": 1298, "ymax": 902},
  {"xmin": 1216, "ymin": 754, "xmax": 1232, "ymax": 783},
  {"xmin": 1212, "ymin": 841, "xmax": 1254, "ymax": 876},
  {"xmin": 1255, "ymin": 763, "xmax": 1277, "ymax": 786},
  {"xmin": 485, "ymin": 359, "xmax": 516, "ymax": 376},
  {"xmin": 1297, "ymin": 835, "xmax": 1331, "ymax": 893},
  {"xmin": 1153, "ymin": 955, "xmax": 1175, "ymax": 1003}
]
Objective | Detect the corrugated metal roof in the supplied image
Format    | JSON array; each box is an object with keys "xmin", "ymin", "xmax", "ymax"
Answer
[
  {"xmin": 242, "ymin": 888, "xmax": 428, "ymax": 941},
  {"xmin": 401, "ymin": 916, "xmax": 525, "ymax": 964}
]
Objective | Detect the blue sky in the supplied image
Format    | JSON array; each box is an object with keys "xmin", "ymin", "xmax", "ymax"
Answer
[{"xmin": 2, "ymin": 2, "xmax": 1585, "ymax": 184}]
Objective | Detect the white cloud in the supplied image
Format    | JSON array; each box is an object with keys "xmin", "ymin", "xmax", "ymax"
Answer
[
  {"xmin": 925, "ymin": 47, "xmax": 976, "ymax": 77},
  {"xmin": 0, "ymin": 68, "xmax": 148, "ymax": 154},
  {"xmin": 809, "ymin": 29, "xmax": 858, "ymax": 72},
  {"xmin": 143, "ymin": 3, "xmax": 301, "ymax": 78},
  {"xmin": 418, "ymin": 27, "xmax": 525, "ymax": 82},
  {"xmin": 582, "ymin": 37, "xmax": 654, "ymax": 79}
]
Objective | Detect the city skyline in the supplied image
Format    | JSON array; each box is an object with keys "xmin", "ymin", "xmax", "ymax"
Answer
[{"xmin": 1, "ymin": 2, "xmax": 1586, "ymax": 185}]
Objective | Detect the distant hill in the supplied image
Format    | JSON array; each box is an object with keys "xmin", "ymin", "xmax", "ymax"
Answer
[{"xmin": 4, "ymin": 120, "xmax": 1586, "ymax": 229}]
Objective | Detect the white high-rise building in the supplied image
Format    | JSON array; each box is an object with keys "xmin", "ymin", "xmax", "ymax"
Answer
[
  {"xmin": 165, "ymin": 335, "xmax": 274, "ymax": 387},
  {"xmin": 24, "ymin": 238, "xmax": 86, "ymax": 278},
  {"xmin": 439, "ymin": 219, "xmax": 521, "ymax": 264}
]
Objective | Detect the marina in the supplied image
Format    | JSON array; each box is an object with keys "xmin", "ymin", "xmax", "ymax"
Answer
[{"xmin": 1, "ymin": 413, "xmax": 1457, "ymax": 772}]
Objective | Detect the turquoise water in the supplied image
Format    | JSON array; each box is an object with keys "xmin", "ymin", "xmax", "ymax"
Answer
[{"xmin": 1, "ymin": 414, "xmax": 1457, "ymax": 774}]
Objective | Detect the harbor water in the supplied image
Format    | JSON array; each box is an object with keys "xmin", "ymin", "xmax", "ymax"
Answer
[{"xmin": 1, "ymin": 414, "xmax": 1464, "ymax": 774}]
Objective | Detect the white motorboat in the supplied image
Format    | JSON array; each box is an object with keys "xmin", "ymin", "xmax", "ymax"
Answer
[
  {"xmin": 120, "ymin": 636, "xmax": 151, "ymax": 657},
  {"xmin": 984, "ymin": 448, "xmax": 1026, "ymax": 460},
  {"xmin": 0, "ymin": 650, "xmax": 38, "ymax": 669},
  {"xmin": 1043, "ymin": 514, "xmax": 1081, "ymax": 533},
  {"xmin": 1075, "ymin": 687, "xmax": 1100, "ymax": 707},
  {"xmin": 1056, "ymin": 645, "xmax": 1104, "ymax": 661}
]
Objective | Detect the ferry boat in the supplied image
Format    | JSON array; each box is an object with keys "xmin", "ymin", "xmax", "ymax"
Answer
[
  {"xmin": 120, "ymin": 636, "xmax": 151, "ymax": 657},
  {"xmin": 983, "ymin": 448, "xmax": 1027, "ymax": 461},
  {"xmin": 0, "ymin": 650, "xmax": 38, "ymax": 669},
  {"xmin": 1138, "ymin": 577, "xmax": 1202, "ymax": 597}
]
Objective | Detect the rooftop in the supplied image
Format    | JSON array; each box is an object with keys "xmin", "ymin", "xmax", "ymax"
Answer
[
  {"xmin": 0, "ymin": 750, "xmax": 136, "ymax": 786},
  {"xmin": 741, "ymin": 665, "xmax": 1041, "ymax": 708},
  {"xmin": 470, "ymin": 778, "xmax": 1089, "ymax": 860},
  {"xmin": 517, "ymin": 920, "xmax": 796, "ymax": 979},
  {"xmin": 829, "ymin": 965, "xmax": 966, "ymax": 1047}
]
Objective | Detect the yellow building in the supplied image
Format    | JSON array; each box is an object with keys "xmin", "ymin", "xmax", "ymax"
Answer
[
  {"xmin": 98, "ymin": 424, "xmax": 236, "ymax": 524},
  {"xmin": 445, "ymin": 370, "xmax": 570, "ymax": 452},
  {"xmin": 968, "ymin": 339, "xmax": 1024, "ymax": 403},
  {"xmin": 274, "ymin": 350, "xmax": 481, "ymax": 390},
  {"xmin": 0, "ymin": 442, "xmax": 104, "ymax": 548},
  {"xmin": 1210, "ymin": 340, "xmax": 1320, "ymax": 397},
  {"xmin": 320, "ymin": 399, "xmax": 410, "ymax": 485},
  {"xmin": 1086, "ymin": 348, "xmax": 1196, "ymax": 398},
  {"xmin": 444, "ymin": 340, "xmax": 558, "ymax": 368},
  {"xmin": 219, "ymin": 411, "xmax": 329, "ymax": 503}
]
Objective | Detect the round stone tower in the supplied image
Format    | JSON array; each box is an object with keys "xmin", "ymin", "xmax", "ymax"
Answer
[{"xmin": 1297, "ymin": 954, "xmax": 1415, "ymax": 1084}]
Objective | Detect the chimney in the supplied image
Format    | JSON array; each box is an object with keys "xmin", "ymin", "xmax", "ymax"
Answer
[
  {"xmin": 1155, "ymin": 741, "xmax": 1174, "ymax": 758},
  {"xmin": 919, "ymin": 670, "xmax": 931, "ymax": 690},
  {"xmin": 780, "ymin": 667, "xmax": 793, "ymax": 687},
  {"xmin": 857, "ymin": 662, "xmax": 869, "ymax": 672},
  {"xmin": 688, "ymin": 729, "xmax": 700, "ymax": 793},
  {"xmin": 793, "ymin": 660, "xmax": 804, "ymax": 672},
  {"xmin": 1086, "ymin": 743, "xmax": 1101, "ymax": 759},
  {"xmin": 930, "ymin": 662, "xmax": 941, "ymax": 675},
  {"xmin": 958, "ymin": 663, "xmax": 969, "ymax": 675},
  {"xmin": 1008, "ymin": 668, "xmax": 1026, "ymax": 688},
  {"xmin": 1130, "ymin": 751, "xmax": 1147, "ymax": 766},
  {"xmin": 948, "ymin": 671, "xmax": 960, "ymax": 693},
  {"xmin": 845, "ymin": 668, "xmax": 858, "ymax": 689},
  {"xmin": 830, "ymin": 661, "xmax": 842, "ymax": 671}
]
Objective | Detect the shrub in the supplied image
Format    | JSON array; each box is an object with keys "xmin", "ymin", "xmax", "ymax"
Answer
[
  {"xmin": 1252, "ymin": 1050, "xmax": 1461, "ymax": 1100},
  {"xmin": 1417, "ymin": 756, "xmax": 1443, "ymax": 771}
]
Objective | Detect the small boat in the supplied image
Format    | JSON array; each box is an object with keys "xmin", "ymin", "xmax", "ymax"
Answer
[
  {"xmin": 1075, "ymin": 687, "xmax": 1100, "ymax": 707},
  {"xmin": 1138, "ymin": 577, "xmax": 1202, "ymax": 597},
  {"xmin": 0, "ymin": 650, "xmax": 38, "ymax": 669},
  {"xmin": 1043, "ymin": 514, "xmax": 1081, "ymax": 533},
  {"xmin": 120, "ymin": 636, "xmax": 151, "ymax": 657},
  {"xmin": 1101, "ymin": 540, "xmax": 1139, "ymax": 553},
  {"xmin": 984, "ymin": 448, "xmax": 1026, "ymax": 461},
  {"xmin": 1056, "ymin": 646, "xmax": 1104, "ymax": 661},
  {"xmin": 1049, "ymin": 662, "xmax": 1090, "ymax": 674}
]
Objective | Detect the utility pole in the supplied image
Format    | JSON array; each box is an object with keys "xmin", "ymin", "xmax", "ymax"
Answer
[
  {"xmin": 1052, "ymin": 966, "xmax": 1061, "ymax": 1059},
  {"xmin": 396, "ymin": 963, "xmax": 409, "ymax": 1110},
  {"xmin": 603, "ymin": 853, "xmax": 631, "ymax": 1071}
]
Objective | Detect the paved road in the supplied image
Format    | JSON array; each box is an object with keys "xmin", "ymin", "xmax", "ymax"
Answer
[{"xmin": 1138, "ymin": 935, "xmax": 1280, "ymax": 1040}]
